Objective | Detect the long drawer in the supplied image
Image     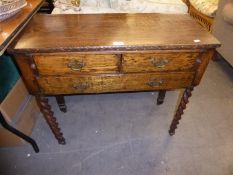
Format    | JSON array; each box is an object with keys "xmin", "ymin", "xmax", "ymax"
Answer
[
  {"xmin": 122, "ymin": 52, "xmax": 199, "ymax": 72},
  {"xmin": 38, "ymin": 72, "xmax": 195, "ymax": 95},
  {"xmin": 34, "ymin": 54, "xmax": 120, "ymax": 75}
]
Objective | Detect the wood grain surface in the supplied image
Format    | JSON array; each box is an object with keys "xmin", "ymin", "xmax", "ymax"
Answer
[
  {"xmin": 8, "ymin": 13, "xmax": 221, "ymax": 142},
  {"xmin": 14, "ymin": 54, "xmax": 39, "ymax": 94},
  {"xmin": 0, "ymin": 0, "xmax": 43, "ymax": 54},
  {"xmin": 8, "ymin": 13, "xmax": 221, "ymax": 143},
  {"xmin": 122, "ymin": 52, "xmax": 199, "ymax": 72},
  {"xmin": 38, "ymin": 72, "xmax": 194, "ymax": 95},
  {"xmin": 193, "ymin": 49, "xmax": 215, "ymax": 85},
  {"xmin": 34, "ymin": 54, "xmax": 120, "ymax": 75},
  {"xmin": 11, "ymin": 13, "xmax": 220, "ymax": 53}
]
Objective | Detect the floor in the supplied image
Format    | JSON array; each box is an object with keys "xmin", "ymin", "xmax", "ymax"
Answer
[{"xmin": 0, "ymin": 58, "xmax": 233, "ymax": 175}]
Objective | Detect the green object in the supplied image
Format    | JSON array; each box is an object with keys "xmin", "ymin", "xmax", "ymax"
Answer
[{"xmin": 0, "ymin": 55, "xmax": 20, "ymax": 103}]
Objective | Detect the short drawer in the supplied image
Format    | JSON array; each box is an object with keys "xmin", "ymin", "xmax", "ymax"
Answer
[
  {"xmin": 38, "ymin": 72, "xmax": 194, "ymax": 95},
  {"xmin": 122, "ymin": 52, "xmax": 199, "ymax": 72},
  {"xmin": 34, "ymin": 54, "xmax": 120, "ymax": 75}
]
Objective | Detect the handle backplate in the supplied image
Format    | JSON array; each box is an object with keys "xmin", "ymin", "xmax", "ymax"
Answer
[
  {"xmin": 67, "ymin": 60, "xmax": 85, "ymax": 71},
  {"xmin": 151, "ymin": 58, "xmax": 169, "ymax": 68},
  {"xmin": 147, "ymin": 79, "xmax": 163, "ymax": 87},
  {"xmin": 73, "ymin": 82, "xmax": 90, "ymax": 90}
]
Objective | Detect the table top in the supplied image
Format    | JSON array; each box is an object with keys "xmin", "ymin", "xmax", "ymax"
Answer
[
  {"xmin": 0, "ymin": 0, "xmax": 43, "ymax": 55},
  {"xmin": 11, "ymin": 13, "xmax": 220, "ymax": 53}
]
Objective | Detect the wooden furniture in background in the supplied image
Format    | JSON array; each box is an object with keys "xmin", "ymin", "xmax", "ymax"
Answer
[
  {"xmin": 38, "ymin": 0, "xmax": 54, "ymax": 13},
  {"xmin": 0, "ymin": 0, "xmax": 43, "ymax": 55},
  {"xmin": 182, "ymin": 0, "xmax": 214, "ymax": 32},
  {"xmin": 188, "ymin": 3, "xmax": 214, "ymax": 32},
  {"xmin": 9, "ymin": 14, "xmax": 220, "ymax": 144},
  {"xmin": 0, "ymin": 0, "xmax": 42, "ymax": 152}
]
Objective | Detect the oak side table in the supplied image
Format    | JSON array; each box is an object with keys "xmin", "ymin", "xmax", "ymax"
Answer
[{"xmin": 9, "ymin": 13, "xmax": 220, "ymax": 144}]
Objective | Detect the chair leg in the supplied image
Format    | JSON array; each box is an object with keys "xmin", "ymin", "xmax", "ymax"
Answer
[
  {"xmin": 0, "ymin": 112, "xmax": 39, "ymax": 153},
  {"xmin": 157, "ymin": 90, "xmax": 166, "ymax": 105},
  {"xmin": 55, "ymin": 95, "xmax": 67, "ymax": 113}
]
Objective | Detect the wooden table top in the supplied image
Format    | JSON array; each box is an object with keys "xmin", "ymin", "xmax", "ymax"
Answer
[
  {"xmin": 0, "ymin": 0, "xmax": 43, "ymax": 55},
  {"xmin": 12, "ymin": 13, "xmax": 220, "ymax": 53}
]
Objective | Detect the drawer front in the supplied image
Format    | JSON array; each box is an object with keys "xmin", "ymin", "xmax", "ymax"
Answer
[
  {"xmin": 38, "ymin": 72, "xmax": 194, "ymax": 95},
  {"xmin": 34, "ymin": 54, "xmax": 120, "ymax": 75},
  {"xmin": 122, "ymin": 52, "xmax": 199, "ymax": 72}
]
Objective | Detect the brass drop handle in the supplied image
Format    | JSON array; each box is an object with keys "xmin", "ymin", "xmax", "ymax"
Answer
[
  {"xmin": 147, "ymin": 80, "xmax": 163, "ymax": 87},
  {"xmin": 151, "ymin": 58, "xmax": 169, "ymax": 68},
  {"xmin": 67, "ymin": 60, "xmax": 85, "ymax": 71},
  {"xmin": 73, "ymin": 82, "xmax": 90, "ymax": 90}
]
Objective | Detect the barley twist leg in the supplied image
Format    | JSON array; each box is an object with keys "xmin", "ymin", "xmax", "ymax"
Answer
[
  {"xmin": 36, "ymin": 96, "xmax": 66, "ymax": 144},
  {"xmin": 169, "ymin": 86, "xmax": 194, "ymax": 136}
]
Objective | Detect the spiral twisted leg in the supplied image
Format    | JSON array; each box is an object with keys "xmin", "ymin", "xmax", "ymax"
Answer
[
  {"xmin": 157, "ymin": 90, "xmax": 166, "ymax": 105},
  {"xmin": 36, "ymin": 96, "xmax": 66, "ymax": 144},
  {"xmin": 55, "ymin": 95, "xmax": 67, "ymax": 113},
  {"xmin": 169, "ymin": 86, "xmax": 194, "ymax": 136}
]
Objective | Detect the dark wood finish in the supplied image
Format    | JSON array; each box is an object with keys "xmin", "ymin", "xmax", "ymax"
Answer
[
  {"xmin": 55, "ymin": 96, "xmax": 67, "ymax": 113},
  {"xmin": 38, "ymin": 0, "xmax": 54, "ymax": 14},
  {"xmin": 193, "ymin": 50, "xmax": 215, "ymax": 85},
  {"xmin": 0, "ymin": 0, "xmax": 43, "ymax": 55},
  {"xmin": 212, "ymin": 51, "xmax": 222, "ymax": 62},
  {"xmin": 13, "ymin": 54, "xmax": 39, "ymax": 94},
  {"xmin": 157, "ymin": 90, "xmax": 166, "ymax": 105},
  {"xmin": 10, "ymin": 13, "xmax": 220, "ymax": 54},
  {"xmin": 169, "ymin": 86, "xmax": 194, "ymax": 135},
  {"xmin": 36, "ymin": 96, "xmax": 66, "ymax": 144},
  {"xmin": 9, "ymin": 14, "xmax": 220, "ymax": 143}
]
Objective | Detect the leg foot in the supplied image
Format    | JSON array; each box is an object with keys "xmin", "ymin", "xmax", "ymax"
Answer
[
  {"xmin": 157, "ymin": 90, "xmax": 166, "ymax": 105},
  {"xmin": 55, "ymin": 95, "xmax": 67, "ymax": 113},
  {"xmin": 212, "ymin": 51, "xmax": 221, "ymax": 62},
  {"xmin": 58, "ymin": 139, "xmax": 66, "ymax": 145},
  {"xmin": 169, "ymin": 86, "xmax": 194, "ymax": 135},
  {"xmin": 168, "ymin": 130, "xmax": 175, "ymax": 136},
  {"xmin": 36, "ymin": 96, "xmax": 66, "ymax": 144}
]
